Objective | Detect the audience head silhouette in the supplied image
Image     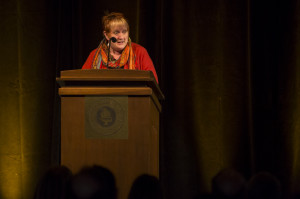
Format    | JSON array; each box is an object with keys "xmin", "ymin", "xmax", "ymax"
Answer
[
  {"xmin": 128, "ymin": 174, "xmax": 163, "ymax": 199},
  {"xmin": 211, "ymin": 168, "xmax": 246, "ymax": 199},
  {"xmin": 246, "ymin": 171, "xmax": 282, "ymax": 199},
  {"xmin": 69, "ymin": 165, "xmax": 117, "ymax": 199},
  {"xmin": 34, "ymin": 165, "xmax": 72, "ymax": 199}
]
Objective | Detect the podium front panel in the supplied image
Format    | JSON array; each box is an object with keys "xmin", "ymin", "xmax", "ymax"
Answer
[{"xmin": 60, "ymin": 94, "xmax": 159, "ymax": 199}]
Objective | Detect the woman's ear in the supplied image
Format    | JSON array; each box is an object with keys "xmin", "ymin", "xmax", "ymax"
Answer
[{"xmin": 103, "ymin": 31, "xmax": 109, "ymax": 40}]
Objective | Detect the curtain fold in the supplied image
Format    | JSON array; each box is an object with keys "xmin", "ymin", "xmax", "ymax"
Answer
[{"xmin": 161, "ymin": 1, "xmax": 252, "ymax": 197}]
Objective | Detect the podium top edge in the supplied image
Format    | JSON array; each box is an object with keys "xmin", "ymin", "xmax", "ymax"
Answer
[
  {"xmin": 58, "ymin": 69, "xmax": 152, "ymax": 79},
  {"xmin": 56, "ymin": 69, "xmax": 165, "ymax": 100}
]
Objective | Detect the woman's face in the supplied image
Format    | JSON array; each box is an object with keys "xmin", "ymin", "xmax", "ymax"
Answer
[{"xmin": 104, "ymin": 25, "xmax": 129, "ymax": 53}]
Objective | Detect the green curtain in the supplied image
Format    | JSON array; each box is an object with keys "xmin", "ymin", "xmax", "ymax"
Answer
[
  {"xmin": 0, "ymin": 0, "xmax": 57, "ymax": 198},
  {"xmin": 0, "ymin": 0, "xmax": 299, "ymax": 199},
  {"xmin": 161, "ymin": 1, "xmax": 252, "ymax": 198}
]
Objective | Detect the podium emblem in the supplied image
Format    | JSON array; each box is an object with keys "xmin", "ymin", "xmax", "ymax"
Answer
[
  {"xmin": 85, "ymin": 96, "xmax": 128, "ymax": 139},
  {"xmin": 97, "ymin": 106, "xmax": 116, "ymax": 127}
]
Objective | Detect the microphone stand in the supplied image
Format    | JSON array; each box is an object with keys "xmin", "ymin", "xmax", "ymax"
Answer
[
  {"xmin": 107, "ymin": 39, "xmax": 112, "ymax": 68},
  {"xmin": 106, "ymin": 37, "xmax": 117, "ymax": 68}
]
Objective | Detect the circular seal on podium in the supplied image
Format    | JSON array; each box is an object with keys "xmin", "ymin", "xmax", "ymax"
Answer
[{"xmin": 87, "ymin": 97, "xmax": 125, "ymax": 136}]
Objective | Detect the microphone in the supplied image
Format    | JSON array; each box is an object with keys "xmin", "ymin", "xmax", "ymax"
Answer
[
  {"xmin": 107, "ymin": 37, "xmax": 117, "ymax": 68},
  {"xmin": 110, "ymin": 37, "xmax": 117, "ymax": 43}
]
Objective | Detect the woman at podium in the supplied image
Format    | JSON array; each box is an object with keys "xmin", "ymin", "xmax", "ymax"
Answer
[{"xmin": 82, "ymin": 12, "xmax": 159, "ymax": 83}]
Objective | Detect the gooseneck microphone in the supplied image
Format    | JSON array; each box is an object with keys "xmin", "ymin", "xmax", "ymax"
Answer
[
  {"xmin": 110, "ymin": 37, "xmax": 117, "ymax": 43},
  {"xmin": 107, "ymin": 37, "xmax": 117, "ymax": 68}
]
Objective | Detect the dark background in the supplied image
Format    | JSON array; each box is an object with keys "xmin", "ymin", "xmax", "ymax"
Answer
[{"xmin": 0, "ymin": 0, "xmax": 300, "ymax": 199}]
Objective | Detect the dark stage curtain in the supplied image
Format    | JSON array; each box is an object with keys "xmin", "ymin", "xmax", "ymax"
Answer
[{"xmin": 0, "ymin": 0, "xmax": 299, "ymax": 199}]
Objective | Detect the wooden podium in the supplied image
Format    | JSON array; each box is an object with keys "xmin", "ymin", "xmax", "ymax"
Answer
[{"xmin": 56, "ymin": 69, "xmax": 164, "ymax": 199}]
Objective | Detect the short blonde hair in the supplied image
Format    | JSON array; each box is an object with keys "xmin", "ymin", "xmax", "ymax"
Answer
[{"xmin": 102, "ymin": 12, "xmax": 129, "ymax": 33}]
